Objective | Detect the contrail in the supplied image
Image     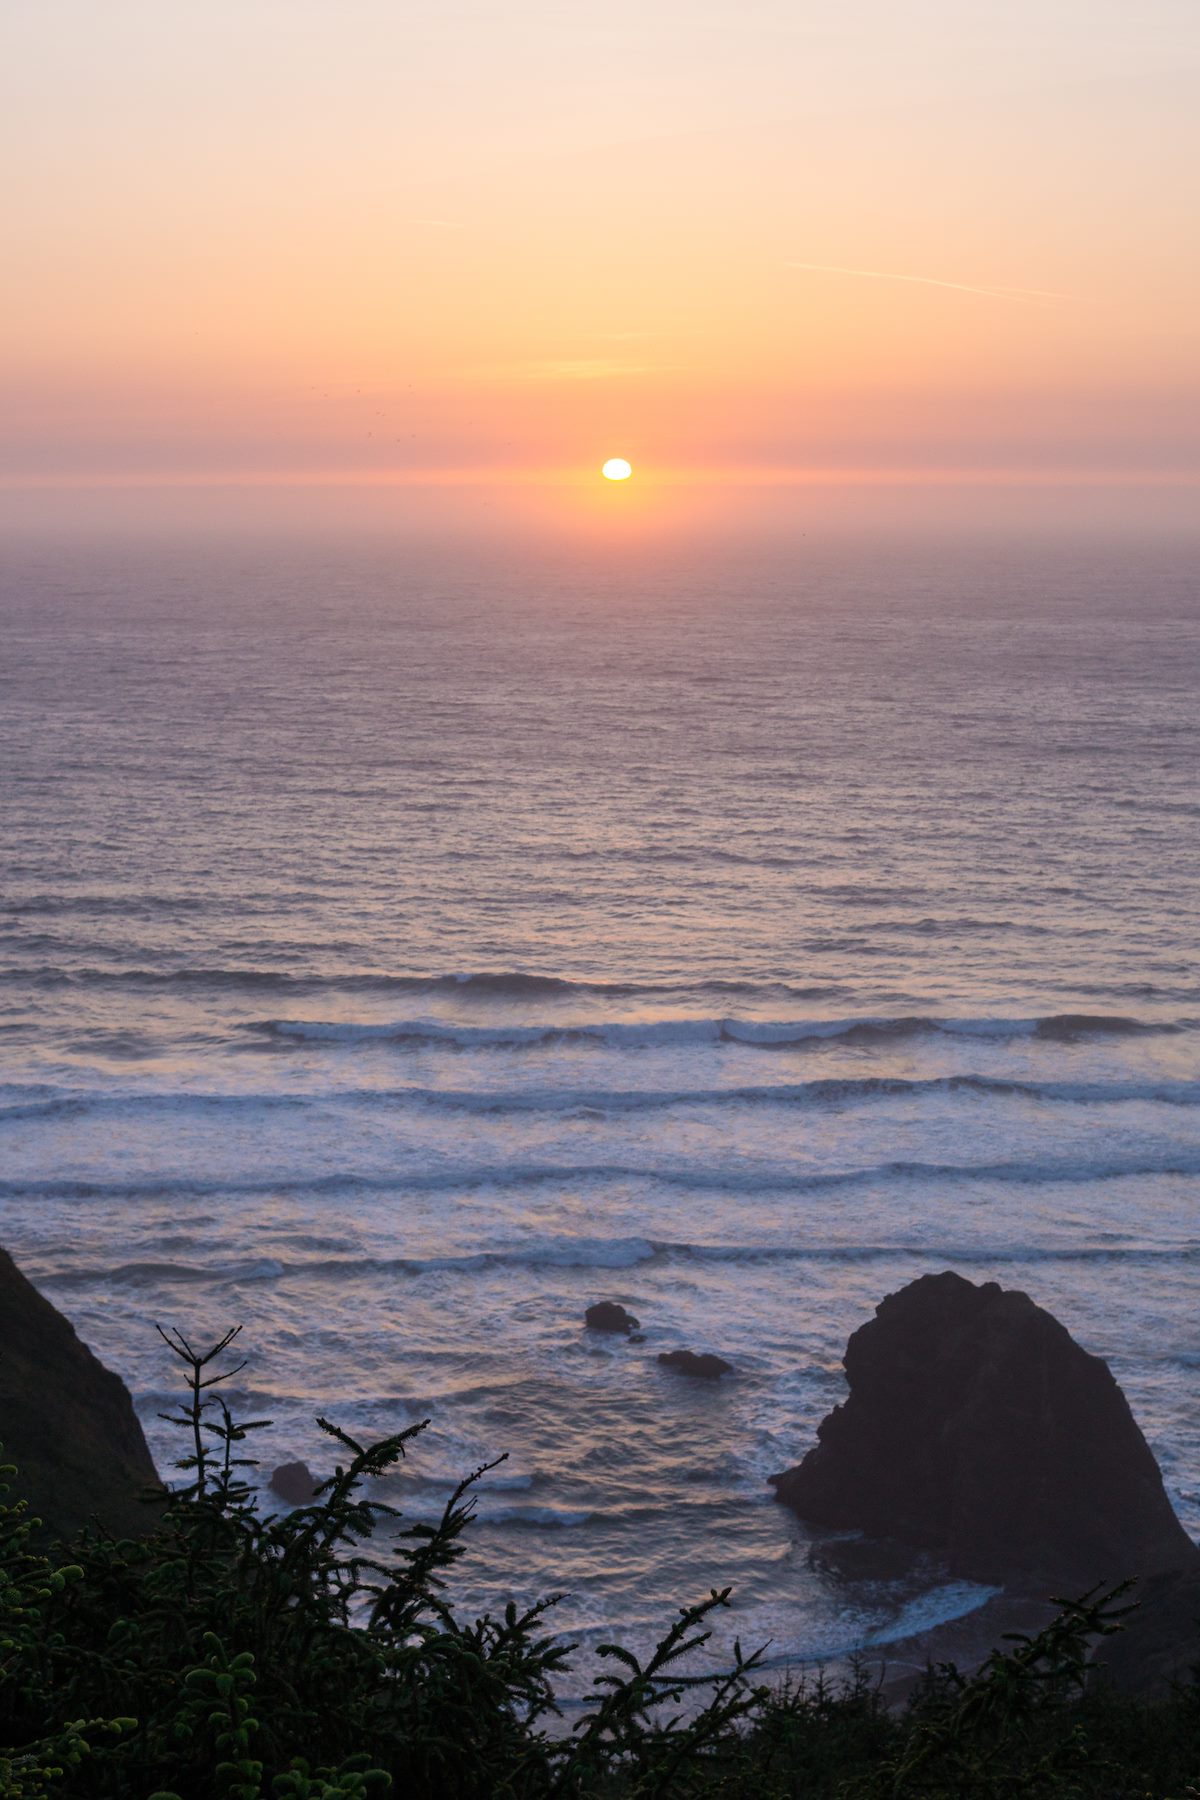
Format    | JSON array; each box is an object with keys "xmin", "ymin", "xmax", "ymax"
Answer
[{"xmin": 786, "ymin": 262, "xmax": 1065, "ymax": 303}]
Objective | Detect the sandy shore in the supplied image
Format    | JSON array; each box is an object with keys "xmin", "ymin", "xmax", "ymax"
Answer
[{"xmin": 863, "ymin": 1593, "xmax": 1064, "ymax": 1706}]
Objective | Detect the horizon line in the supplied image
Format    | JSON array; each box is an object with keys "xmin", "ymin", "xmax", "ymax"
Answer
[{"xmin": 1, "ymin": 466, "xmax": 1198, "ymax": 492}]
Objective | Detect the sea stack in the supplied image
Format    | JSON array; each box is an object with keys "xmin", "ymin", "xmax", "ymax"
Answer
[
  {"xmin": 770, "ymin": 1270, "xmax": 1197, "ymax": 1590},
  {"xmin": 0, "ymin": 1245, "xmax": 160, "ymax": 1541}
]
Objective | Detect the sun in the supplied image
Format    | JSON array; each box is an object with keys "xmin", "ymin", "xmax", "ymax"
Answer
[{"xmin": 601, "ymin": 458, "xmax": 633, "ymax": 481}]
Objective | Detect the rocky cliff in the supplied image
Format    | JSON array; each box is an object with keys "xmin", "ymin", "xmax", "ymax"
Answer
[
  {"xmin": 0, "ymin": 1245, "xmax": 160, "ymax": 1540},
  {"xmin": 770, "ymin": 1270, "xmax": 1197, "ymax": 1590}
]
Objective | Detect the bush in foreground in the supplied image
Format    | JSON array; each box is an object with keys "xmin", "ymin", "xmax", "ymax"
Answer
[{"xmin": 1, "ymin": 1326, "xmax": 1199, "ymax": 1798}]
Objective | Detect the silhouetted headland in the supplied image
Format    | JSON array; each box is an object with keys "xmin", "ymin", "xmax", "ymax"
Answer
[{"xmin": 0, "ymin": 1244, "xmax": 160, "ymax": 1539}]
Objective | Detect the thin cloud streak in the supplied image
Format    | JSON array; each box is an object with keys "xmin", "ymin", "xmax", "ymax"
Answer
[
  {"xmin": 787, "ymin": 262, "xmax": 1067, "ymax": 303},
  {"xmin": 456, "ymin": 358, "xmax": 669, "ymax": 382}
]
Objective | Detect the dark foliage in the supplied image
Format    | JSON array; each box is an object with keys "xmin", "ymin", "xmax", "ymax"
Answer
[{"xmin": 2, "ymin": 1327, "xmax": 1199, "ymax": 1798}]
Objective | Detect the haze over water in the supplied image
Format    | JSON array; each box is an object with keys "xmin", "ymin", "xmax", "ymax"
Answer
[{"xmin": 2, "ymin": 528, "xmax": 1198, "ymax": 1682}]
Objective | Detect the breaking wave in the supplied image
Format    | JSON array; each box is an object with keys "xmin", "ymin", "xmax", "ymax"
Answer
[
  {"xmin": 41, "ymin": 1233, "xmax": 1200, "ymax": 1292},
  {"xmin": 250, "ymin": 1011, "xmax": 1184, "ymax": 1053},
  {"xmin": 0, "ymin": 965, "xmax": 841, "ymax": 1002},
  {"xmin": 5, "ymin": 1071, "xmax": 1200, "ymax": 1126},
  {"xmin": 9, "ymin": 1148, "xmax": 1200, "ymax": 1203}
]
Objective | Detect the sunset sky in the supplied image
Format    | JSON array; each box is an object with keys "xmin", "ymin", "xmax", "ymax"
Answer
[{"xmin": 5, "ymin": 0, "xmax": 1199, "ymax": 512}]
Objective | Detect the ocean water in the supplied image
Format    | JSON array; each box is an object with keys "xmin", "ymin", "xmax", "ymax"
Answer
[{"xmin": 2, "ymin": 530, "xmax": 1198, "ymax": 1688}]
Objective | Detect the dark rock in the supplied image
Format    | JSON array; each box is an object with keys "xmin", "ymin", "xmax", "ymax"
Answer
[
  {"xmin": 769, "ymin": 1271, "xmax": 1197, "ymax": 1590},
  {"xmin": 0, "ymin": 1244, "xmax": 160, "ymax": 1540},
  {"xmin": 658, "ymin": 1350, "xmax": 733, "ymax": 1379},
  {"xmin": 269, "ymin": 1460, "xmax": 321, "ymax": 1507},
  {"xmin": 585, "ymin": 1301, "xmax": 639, "ymax": 1334},
  {"xmin": 1091, "ymin": 1565, "xmax": 1200, "ymax": 1696}
]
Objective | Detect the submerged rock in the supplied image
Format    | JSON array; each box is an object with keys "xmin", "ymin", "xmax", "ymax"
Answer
[
  {"xmin": 769, "ymin": 1270, "xmax": 1197, "ymax": 1590},
  {"xmin": 585, "ymin": 1301, "xmax": 639, "ymax": 1334},
  {"xmin": 269, "ymin": 1460, "xmax": 321, "ymax": 1506},
  {"xmin": 658, "ymin": 1350, "xmax": 733, "ymax": 1379},
  {"xmin": 0, "ymin": 1244, "xmax": 160, "ymax": 1541}
]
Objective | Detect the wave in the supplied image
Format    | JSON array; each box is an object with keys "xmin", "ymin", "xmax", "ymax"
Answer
[
  {"xmin": 403, "ymin": 1073, "xmax": 1200, "ymax": 1113},
  {"xmin": 250, "ymin": 1011, "xmax": 1184, "ymax": 1053},
  {"xmin": 0, "ymin": 965, "xmax": 840, "ymax": 1003},
  {"xmin": 0, "ymin": 1090, "xmax": 312, "ymax": 1124},
  {"xmin": 0, "ymin": 966, "xmax": 600, "ymax": 996},
  {"xmin": 6, "ymin": 1071, "xmax": 1200, "ymax": 1127},
  {"xmin": 476, "ymin": 1504, "xmax": 593, "ymax": 1529},
  {"xmin": 853, "ymin": 1582, "xmax": 1003, "ymax": 1656},
  {"xmin": 0, "ymin": 895, "xmax": 209, "ymax": 919},
  {"xmin": 8, "ymin": 1148, "xmax": 1200, "ymax": 1202},
  {"xmin": 557, "ymin": 1576, "xmax": 1002, "ymax": 1683},
  {"xmin": 398, "ymin": 1471, "xmax": 537, "ymax": 1495},
  {"xmin": 43, "ymin": 1256, "xmax": 288, "ymax": 1287},
  {"xmin": 41, "ymin": 1233, "xmax": 1200, "ymax": 1292}
]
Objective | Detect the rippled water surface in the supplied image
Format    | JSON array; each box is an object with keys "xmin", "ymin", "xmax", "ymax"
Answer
[{"xmin": 2, "ymin": 532, "xmax": 1198, "ymax": 1683}]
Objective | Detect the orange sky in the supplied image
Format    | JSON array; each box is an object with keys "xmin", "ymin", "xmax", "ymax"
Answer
[{"xmin": 5, "ymin": 0, "xmax": 1199, "ymax": 510}]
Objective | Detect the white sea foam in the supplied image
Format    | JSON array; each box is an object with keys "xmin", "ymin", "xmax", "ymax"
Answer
[
  {"xmin": 478, "ymin": 1505, "xmax": 595, "ymax": 1529},
  {"xmin": 861, "ymin": 1582, "xmax": 1003, "ymax": 1650}
]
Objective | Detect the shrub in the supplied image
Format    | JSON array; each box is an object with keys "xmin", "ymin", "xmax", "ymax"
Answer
[{"xmin": 1, "ymin": 1326, "xmax": 1196, "ymax": 1798}]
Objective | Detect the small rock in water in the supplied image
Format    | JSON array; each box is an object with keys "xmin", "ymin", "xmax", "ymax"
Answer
[
  {"xmin": 585, "ymin": 1301, "xmax": 640, "ymax": 1334},
  {"xmin": 270, "ymin": 1460, "xmax": 321, "ymax": 1506},
  {"xmin": 658, "ymin": 1350, "xmax": 734, "ymax": 1379}
]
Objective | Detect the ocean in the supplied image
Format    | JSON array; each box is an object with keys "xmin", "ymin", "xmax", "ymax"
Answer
[{"xmin": 2, "ymin": 528, "xmax": 1198, "ymax": 1688}]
